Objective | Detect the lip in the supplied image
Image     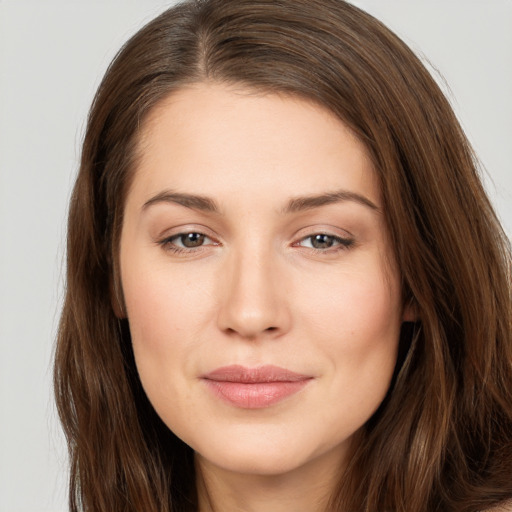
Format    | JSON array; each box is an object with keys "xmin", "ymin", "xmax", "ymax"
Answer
[{"xmin": 201, "ymin": 365, "xmax": 313, "ymax": 409}]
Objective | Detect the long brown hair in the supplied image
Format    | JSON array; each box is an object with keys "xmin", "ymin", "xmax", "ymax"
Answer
[{"xmin": 54, "ymin": 1, "xmax": 512, "ymax": 510}]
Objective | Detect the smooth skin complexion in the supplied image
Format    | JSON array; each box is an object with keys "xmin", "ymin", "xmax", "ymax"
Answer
[{"xmin": 119, "ymin": 83, "xmax": 414, "ymax": 512}]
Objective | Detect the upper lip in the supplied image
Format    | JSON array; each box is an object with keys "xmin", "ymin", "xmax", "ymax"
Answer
[{"xmin": 202, "ymin": 365, "xmax": 311, "ymax": 383}]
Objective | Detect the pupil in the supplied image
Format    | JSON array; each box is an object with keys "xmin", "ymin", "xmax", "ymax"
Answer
[
  {"xmin": 182, "ymin": 233, "xmax": 205, "ymax": 248},
  {"xmin": 312, "ymin": 234, "xmax": 334, "ymax": 249}
]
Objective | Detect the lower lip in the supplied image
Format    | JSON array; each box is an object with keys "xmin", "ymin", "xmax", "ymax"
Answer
[{"xmin": 203, "ymin": 380, "xmax": 311, "ymax": 409}]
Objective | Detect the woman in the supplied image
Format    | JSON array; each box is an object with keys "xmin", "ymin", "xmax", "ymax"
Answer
[{"xmin": 54, "ymin": 0, "xmax": 512, "ymax": 511}]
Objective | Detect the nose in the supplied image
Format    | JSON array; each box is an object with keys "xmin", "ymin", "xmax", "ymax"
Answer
[{"xmin": 216, "ymin": 245, "xmax": 292, "ymax": 340}]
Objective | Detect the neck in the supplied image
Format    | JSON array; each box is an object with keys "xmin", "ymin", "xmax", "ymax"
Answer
[{"xmin": 195, "ymin": 450, "xmax": 344, "ymax": 512}]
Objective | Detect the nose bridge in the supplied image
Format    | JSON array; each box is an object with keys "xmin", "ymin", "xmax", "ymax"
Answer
[{"xmin": 217, "ymin": 237, "xmax": 289, "ymax": 339}]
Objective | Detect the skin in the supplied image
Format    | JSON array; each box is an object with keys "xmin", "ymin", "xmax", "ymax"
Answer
[{"xmin": 119, "ymin": 83, "xmax": 414, "ymax": 512}]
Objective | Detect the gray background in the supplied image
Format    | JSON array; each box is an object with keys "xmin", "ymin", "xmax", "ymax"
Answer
[{"xmin": 1, "ymin": 1, "xmax": 510, "ymax": 511}]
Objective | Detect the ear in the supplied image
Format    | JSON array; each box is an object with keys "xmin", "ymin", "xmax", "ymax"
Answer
[{"xmin": 402, "ymin": 298, "xmax": 419, "ymax": 323}]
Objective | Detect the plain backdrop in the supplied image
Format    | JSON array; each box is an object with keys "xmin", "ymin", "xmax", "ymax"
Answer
[{"xmin": 0, "ymin": 1, "xmax": 510, "ymax": 511}]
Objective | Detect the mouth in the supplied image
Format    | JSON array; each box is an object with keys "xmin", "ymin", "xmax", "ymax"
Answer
[{"xmin": 201, "ymin": 365, "xmax": 313, "ymax": 409}]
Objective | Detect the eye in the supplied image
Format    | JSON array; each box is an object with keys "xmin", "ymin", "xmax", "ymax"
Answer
[
  {"xmin": 173, "ymin": 232, "xmax": 209, "ymax": 248},
  {"xmin": 158, "ymin": 232, "xmax": 217, "ymax": 253},
  {"xmin": 297, "ymin": 233, "xmax": 354, "ymax": 251}
]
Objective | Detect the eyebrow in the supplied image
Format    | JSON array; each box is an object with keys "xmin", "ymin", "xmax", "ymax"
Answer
[
  {"xmin": 142, "ymin": 189, "xmax": 380, "ymax": 214},
  {"xmin": 282, "ymin": 190, "xmax": 380, "ymax": 214},
  {"xmin": 142, "ymin": 191, "xmax": 219, "ymax": 213}
]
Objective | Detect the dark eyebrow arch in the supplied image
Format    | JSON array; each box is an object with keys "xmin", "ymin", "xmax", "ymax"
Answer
[
  {"xmin": 142, "ymin": 191, "xmax": 220, "ymax": 213},
  {"xmin": 283, "ymin": 190, "xmax": 380, "ymax": 213},
  {"xmin": 142, "ymin": 189, "xmax": 379, "ymax": 215}
]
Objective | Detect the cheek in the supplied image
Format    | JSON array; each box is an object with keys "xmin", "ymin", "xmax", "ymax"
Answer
[
  {"xmin": 124, "ymin": 263, "xmax": 211, "ymax": 347},
  {"xmin": 121, "ymin": 270, "xmax": 206, "ymax": 432},
  {"xmin": 120, "ymin": 260, "xmax": 213, "ymax": 405},
  {"xmin": 299, "ymin": 262, "xmax": 401, "ymax": 348},
  {"xmin": 297, "ymin": 263, "xmax": 402, "ymax": 409}
]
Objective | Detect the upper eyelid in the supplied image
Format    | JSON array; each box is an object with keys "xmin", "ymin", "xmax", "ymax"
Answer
[
  {"xmin": 297, "ymin": 233, "xmax": 352, "ymax": 242},
  {"xmin": 156, "ymin": 224, "xmax": 218, "ymax": 240},
  {"xmin": 157, "ymin": 224, "xmax": 354, "ymax": 240},
  {"xmin": 292, "ymin": 224, "xmax": 355, "ymax": 241},
  {"xmin": 154, "ymin": 218, "xmax": 354, "ymax": 238},
  {"xmin": 168, "ymin": 232, "xmax": 213, "ymax": 240}
]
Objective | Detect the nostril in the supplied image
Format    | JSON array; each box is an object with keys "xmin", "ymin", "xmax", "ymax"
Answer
[{"xmin": 223, "ymin": 325, "xmax": 279, "ymax": 338}]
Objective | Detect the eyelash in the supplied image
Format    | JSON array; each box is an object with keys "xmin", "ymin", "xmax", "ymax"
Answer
[
  {"xmin": 293, "ymin": 233, "xmax": 354, "ymax": 252},
  {"xmin": 159, "ymin": 232, "xmax": 218, "ymax": 254},
  {"xmin": 158, "ymin": 232, "xmax": 355, "ymax": 255}
]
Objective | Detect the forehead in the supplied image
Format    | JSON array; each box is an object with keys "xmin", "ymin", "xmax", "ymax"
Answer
[{"xmin": 130, "ymin": 82, "xmax": 380, "ymax": 209}]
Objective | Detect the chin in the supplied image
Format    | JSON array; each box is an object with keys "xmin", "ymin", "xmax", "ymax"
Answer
[
  {"xmin": 191, "ymin": 424, "xmax": 346, "ymax": 478},
  {"xmin": 198, "ymin": 449, "xmax": 311, "ymax": 477}
]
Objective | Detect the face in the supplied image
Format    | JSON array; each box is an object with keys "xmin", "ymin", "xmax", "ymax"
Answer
[{"xmin": 119, "ymin": 83, "xmax": 410, "ymax": 478}]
